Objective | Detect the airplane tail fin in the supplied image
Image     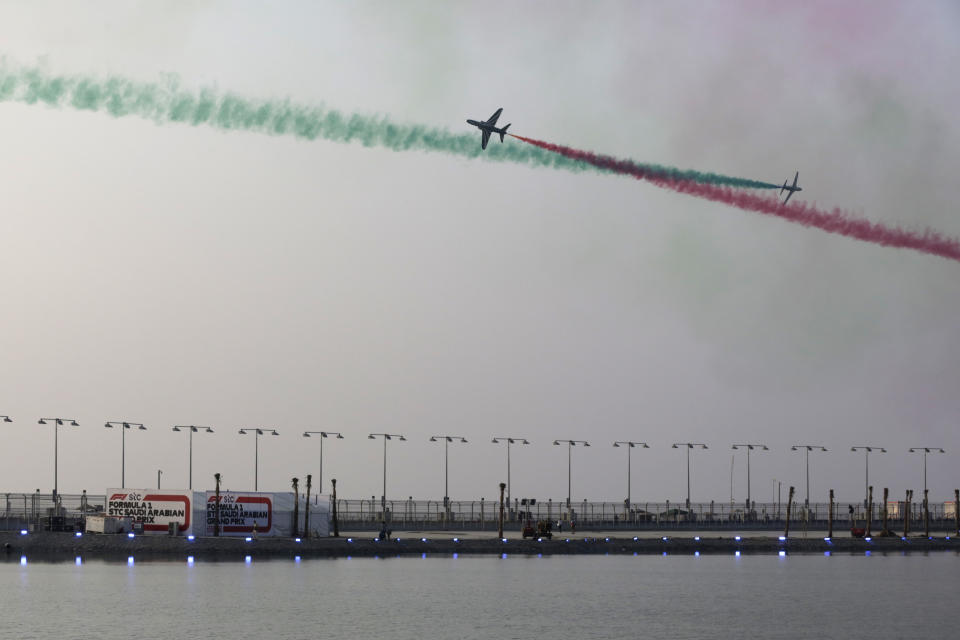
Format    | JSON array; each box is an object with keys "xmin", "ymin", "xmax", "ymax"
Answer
[{"xmin": 500, "ymin": 123, "xmax": 511, "ymax": 142}]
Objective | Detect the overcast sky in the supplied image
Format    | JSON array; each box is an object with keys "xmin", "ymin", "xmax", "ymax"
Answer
[{"xmin": 1, "ymin": 1, "xmax": 958, "ymax": 505}]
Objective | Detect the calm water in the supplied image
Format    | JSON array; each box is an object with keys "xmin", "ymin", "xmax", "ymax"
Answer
[{"xmin": 3, "ymin": 553, "xmax": 956, "ymax": 639}]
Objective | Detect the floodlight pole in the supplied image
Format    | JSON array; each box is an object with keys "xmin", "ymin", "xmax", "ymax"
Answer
[
  {"xmin": 553, "ymin": 439, "xmax": 590, "ymax": 510},
  {"xmin": 105, "ymin": 422, "xmax": 146, "ymax": 487},
  {"xmin": 493, "ymin": 437, "xmax": 530, "ymax": 508},
  {"xmin": 791, "ymin": 445, "xmax": 827, "ymax": 507},
  {"xmin": 39, "ymin": 418, "xmax": 79, "ymax": 499},
  {"xmin": 430, "ymin": 435, "xmax": 468, "ymax": 508},
  {"xmin": 851, "ymin": 446, "xmax": 886, "ymax": 509},
  {"xmin": 173, "ymin": 426, "xmax": 214, "ymax": 490},
  {"xmin": 909, "ymin": 447, "xmax": 945, "ymax": 496},
  {"xmin": 368, "ymin": 433, "xmax": 406, "ymax": 514},
  {"xmin": 614, "ymin": 441, "xmax": 649, "ymax": 509},
  {"xmin": 672, "ymin": 443, "xmax": 708, "ymax": 509},
  {"xmin": 303, "ymin": 431, "xmax": 344, "ymax": 494},
  {"xmin": 239, "ymin": 428, "xmax": 279, "ymax": 491},
  {"xmin": 732, "ymin": 443, "xmax": 768, "ymax": 512}
]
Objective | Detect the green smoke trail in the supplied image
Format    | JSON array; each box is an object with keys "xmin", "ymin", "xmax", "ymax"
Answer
[{"xmin": 0, "ymin": 61, "xmax": 777, "ymax": 189}]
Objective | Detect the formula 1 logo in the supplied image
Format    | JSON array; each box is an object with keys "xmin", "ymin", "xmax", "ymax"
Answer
[{"xmin": 110, "ymin": 492, "xmax": 143, "ymax": 501}]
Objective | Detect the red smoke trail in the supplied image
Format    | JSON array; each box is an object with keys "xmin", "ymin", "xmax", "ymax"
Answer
[{"xmin": 511, "ymin": 134, "xmax": 960, "ymax": 264}]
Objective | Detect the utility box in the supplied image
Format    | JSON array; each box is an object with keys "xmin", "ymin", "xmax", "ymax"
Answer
[{"xmin": 86, "ymin": 515, "xmax": 132, "ymax": 534}]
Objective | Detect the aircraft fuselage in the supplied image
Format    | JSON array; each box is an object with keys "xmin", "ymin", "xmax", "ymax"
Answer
[{"xmin": 466, "ymin": 119, "xmax": 508, "ymax": 135}]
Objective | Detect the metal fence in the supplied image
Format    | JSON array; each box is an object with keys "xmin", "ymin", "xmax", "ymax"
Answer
[
  {"xmin": 2, "ymin": 492, "xmax": 957, "ymax": 533},
  {"xmin": 332, "ymin": 497, "xmax": 960, "ymax": 531},
  {"xmin": 2, "ymin": 491, "xmax": 105, "ymax": 532}
]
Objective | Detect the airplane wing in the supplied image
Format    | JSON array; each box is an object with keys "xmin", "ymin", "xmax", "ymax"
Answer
[
  {"xmin": 791, "ymin": 171, "xmax": 799, "ymax": 189},
  {"xmin": 486, "ymin": 108, "xmax": 502, "ymax": 125},
  {"xmin": 783, "ymin": 190, "xmax": 794, "ymax": 206},
  {"xmin": 481, "ymin": 130, "xmax": 491, "ymax": 150}
]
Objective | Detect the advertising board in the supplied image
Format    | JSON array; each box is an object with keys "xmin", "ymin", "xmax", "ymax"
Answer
[
  {"xmin": 205, "ymin": 491, "xmax": 274, "ymax": 536},
  {"xmin": 106, "ymin": 489, "xmax": 192, "ymax": 534}
]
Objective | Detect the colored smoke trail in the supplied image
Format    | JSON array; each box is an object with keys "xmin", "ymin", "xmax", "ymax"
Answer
[
  {"xmin": 511, "ymin": 134, "xmax": 960, "ymax": 264},
  {"xmin": 0, "ymin": 61, "xmax": 774, "ymax": 189}
]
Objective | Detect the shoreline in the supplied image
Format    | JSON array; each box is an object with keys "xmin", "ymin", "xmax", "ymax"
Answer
[{"xmin": 3, "ymin": 531, "xmax": 958, "ymax": 561}]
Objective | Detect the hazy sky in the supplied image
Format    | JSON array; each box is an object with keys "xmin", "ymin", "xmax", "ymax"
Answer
[{"xmin": 1, "ymin": 1, "xmax": 958, "ymax": 505}]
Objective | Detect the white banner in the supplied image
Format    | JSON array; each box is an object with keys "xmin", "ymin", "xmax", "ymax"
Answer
[
  {"xmin": 204, "ymin": 491, "xmax": 276, "ymax": 536},
  {"xmin": 106, "ymin": 489, "xmax": 192, "ymax": 534},
  {"xmin": 203, "ymin": 491, "xmax": 330, "ymax": 537}
]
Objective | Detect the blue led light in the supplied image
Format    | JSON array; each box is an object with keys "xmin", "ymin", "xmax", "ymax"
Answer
[
  {"xmin": 421, "ymin": 537, "xmax": 427, "ymax": 542},
  {"xmin": 735, "ymin": 536, "xmax": 741, "ymax": 541},
  {"xmin": 19, "ymin": 529, "xmax": 27, "ymax": 535},
  {"xmin": 662, "ymin": 551, "xmax": 667, "ymax": 556},
  {"xmin": 452, "ymin": 553, "xmax": 458, "ymax": 559},
  {"xmin": 694, "ymin": 536, "xmax": 700, "ymax": 541},
  {"xmin": 823, "ymin": 537, "xmax": 831, "ymax": 542},
  {"xmin": 421, "ymin": 553, "xmax": 426, "ymax": 559},
  {"xmin": 347, "ymin": 538, "xmax": 353, "ymax": 542},
  {"xmin": 633, "ymin": 536, "xmax": 638, "ymax": 541},
  {"xmin": 245, "ymin": 537, "xmax": 252, "ymax": 542},
  {"xmin": 537, "ymin": 537, "xmax": 543, "ymax": 542},
  {"xmin": 295, "ymin": 538, "xmax": 301, "ymax": 543},
  {"xmin": 565, "ymin": 538, "xmax": 570, "ymax": 542},
  {"xmin": 75, "ymin": 557, "xmax": 82, "ymax": 565},
  {"xmin": 928, "ymin": 537, "xmax": 933, "ymax": 540},
  {"xmin": 187, "ymin": 535, "xmax": 195, "ymax": 541},
  {"xmin": 735, "ymin": 551, "xmax": 741, "ymax": 557},
  {"xmin": 778, "ymin": 551, "xmax": 786, "ymax": 557},
  {"xmin": 824, "ymin": 551, "xmax": 831, "ymax": 556},
  {"xmin": 245, "ymin": 555, "xmax": 252, "ymax": 563},
  {"xmin": 294, "ymin": 556, "xmax": 301, "ymax": 563},
  {"xmin": 865, "ymin": 550, "xmax": 872, "ymax": 556},
  {"xmin": 662, "ymin": 536, "xmax": 669, "ymax": 541},
  {"xmin": 127, "ymin": 532, "xmax": 135, "ymax": 539},
  {"xmin": 501, "ymin": 553, "xmax": 507, "ymax": 559},
  {"xmin": 947, "ymin": 537, "xmax": 951, "ymax": 540},
  {"xmin": 901, "ymin": 536, "xmax": 907, "ymax": 541},
  {"xmin": 452, "ymin": 538, "xmax": 459, "ymax": 542},
  {"xmin": 20, "ymin": 556, "xmax": 27, "ymax": 565},
  {"xmin": 604, "ymin": 537, "xmax": 610, "ymax": 542},
  {"xmin": 537, "ymin": 553, "xmax": 542, "ymax": 558},
  {"xmin": 694, "ymin": 551, "xmax": 700, "ymax": 557},
  {"xmin": 75, "ymin": 532, "xmax": 82, "ymax": 537},
  {"xmin": 865, "ymin": 537, "xmax": 872, "ymax": 542},
  {"xmin": 501, "ymin": 538, "xmax": 507, "ymax": 543},
  {"xmin": 127, "ymin": 556, "xmax": 135, "ymax": 565},
  {"xmin": 778, "ymin": 536, "xmax": 786, "ymax": 541},
  {"xmin": 187, "ymin": 556, "xmax": 194, "ymax": 565}
]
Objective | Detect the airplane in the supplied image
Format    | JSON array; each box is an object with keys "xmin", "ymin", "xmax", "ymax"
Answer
[
  {"xmin": 466, "ymin": 107, "xmax": 511, "ymax": 150},
  {"xmin": 780, "ymin": 171, "xmax": 802, "ymax": 205}
]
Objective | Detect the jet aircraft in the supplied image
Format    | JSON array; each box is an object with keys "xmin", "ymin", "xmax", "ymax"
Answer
[
  {"xmin": 467, "ymin": 107, "xmax": 511, "ymax": 150},
  {"xmin": 780, "ymin": 171, "xmax": 802, "ymax": 205}
]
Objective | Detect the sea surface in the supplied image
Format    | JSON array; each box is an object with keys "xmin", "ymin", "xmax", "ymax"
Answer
[{"xmin": 2, "ymin": 552, "xmax": 955, "ymax": 639}]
